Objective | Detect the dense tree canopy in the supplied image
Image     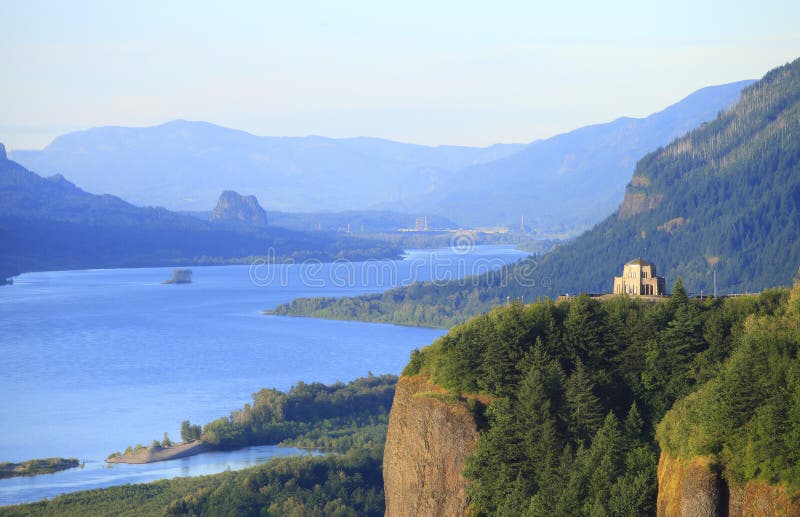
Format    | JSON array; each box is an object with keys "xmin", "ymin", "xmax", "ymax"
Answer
[{"xmin": 404, "ymin": 282, "xmax": 792, "ymax": 515}]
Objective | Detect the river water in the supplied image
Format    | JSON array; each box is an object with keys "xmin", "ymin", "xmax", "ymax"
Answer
[{"xmin": 0, "ymin": 245, "xmax": 527, "ymax": 505}]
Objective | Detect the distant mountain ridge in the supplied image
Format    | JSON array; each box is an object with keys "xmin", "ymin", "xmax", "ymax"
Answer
[
  {"xmin": 401, "ymin": 80, "xmax": 754, "ymax": 230},
  {"xmin": 10, "ymin": 81, "xmax": 751, "ymax": 231},
  {"xmin": 10, "ymin": 122, "xmax": 523, "ymax": 213}
]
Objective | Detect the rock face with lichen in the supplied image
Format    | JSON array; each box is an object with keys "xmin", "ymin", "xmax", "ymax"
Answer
[
  {"xmin": 656, "ymin": 452, "xmax": 800, "ymax": 517},
  {"xmin": 383, "ymin": 375, "xmax": 481, "ymax": 517},
  {"xmin": 211, "ymin": 190, "xmax": 268, "ymax": 227},
  {"xmin": 656, "ymin": 453, "xmax": 723, "ymax": 516}
]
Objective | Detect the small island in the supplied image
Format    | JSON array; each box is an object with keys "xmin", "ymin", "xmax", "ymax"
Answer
[
  {"xmin": 163, "ymin": 268, "xmax": 192, "ymax": 284},
  {"xmin": 106, "ymin": 440, "xmax": 210, "ymax": 464},
  {"xmin": 0, "ymin": 457, "xmax": 80, "ymax": 479}
]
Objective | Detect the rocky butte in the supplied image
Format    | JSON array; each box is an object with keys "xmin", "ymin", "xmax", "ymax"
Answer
[{"xmin": 211, "ymin": 190, "xmax": 268, "ymax": 227}]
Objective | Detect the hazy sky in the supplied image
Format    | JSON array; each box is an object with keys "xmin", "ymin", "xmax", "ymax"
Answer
[{"xmin": 2, "ymin": 0, "xmax": 800, "ymax": 150}]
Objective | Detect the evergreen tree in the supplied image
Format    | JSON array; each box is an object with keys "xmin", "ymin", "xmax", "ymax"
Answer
[
  {"xmin": 440, "ymin": 320, "xmax": 487, "ymax": 392},
  {"xmin": 669, "ymin": 277, "xmax": 689, "ymax": 309},
  {"xmin": 583, "ymin": 412, "xmax": 624, "ymax": 516},
  {"xmin": 465, "ymin": 398, "xmax": 524, "ymax": 514},
  {"xmin": 479, "ymin": 309, "xmax": 529, "ymax": 396},
  {"xmin": 516, "ymin": 343, "xmax": 565, "ymax": 490},
  {"xmin": 565, "ymin": 359, "xmax": 604, "ymax": 445},
  {"xmin": 563, "ymin": 295, "xmax": 606, "ymax": 368},
  {"xmin": 180, "ymin": 420, "xmax": 202, "ymax": 442},
  {"xmin": 608, "ymin": 449, "xmax": 657, "ymax": 517},
  {"xmin": 623, "ymin": 402, "xmax": 644, "ymax": 445},
  {"xmin": 643, "ymin": 280, "xmax": 707, "ymax": 418}
]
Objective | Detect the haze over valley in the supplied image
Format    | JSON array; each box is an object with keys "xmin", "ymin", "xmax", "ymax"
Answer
[
  {"xmin": 2, "ymin": 2, "xmax": 800, "ymax": 515},
  {"xmin": 10, "ymin": 80, "xmax": 751, "ymax": 234}
]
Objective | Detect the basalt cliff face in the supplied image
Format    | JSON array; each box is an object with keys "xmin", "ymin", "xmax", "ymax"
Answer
[
  {"xmin": 383, "ymin": 375, "xmax": 480, "ymax": 517},
  {"xmin": 384, "ymin": 386, "xmax": 800, "ymax": 517},
  {"xmin": 657, "ymin": 452, "xmax": 800, "ymax": 517}
]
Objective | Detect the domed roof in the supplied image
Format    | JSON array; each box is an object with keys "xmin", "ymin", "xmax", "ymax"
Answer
[{"xmin": 625, "ymin": 258, "xmax": 651, "ymax": 267}]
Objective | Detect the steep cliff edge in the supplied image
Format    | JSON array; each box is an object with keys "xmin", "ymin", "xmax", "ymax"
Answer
[
  {"xmin": 657, "ymin": 452, "xmax": 800, "ymax": 517},
  {"xmin": 656, "ymin": 453, "xmax": 723, "ymax": 516},
  {"xmin": 383, "ymin": 375, "xmax": 482, "ymax": 517},
  {"xmin": 383, "ymin": 282, "xmax": 800, "ymax": 514},
  {"xmin": 654, "ymin": 281, "xmax": 800, "ymax": 516}
]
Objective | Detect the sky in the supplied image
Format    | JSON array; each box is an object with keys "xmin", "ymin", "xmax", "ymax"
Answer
[{"xmin": 2, "ymin": 0, "xmax": 800, "ymax": 150}]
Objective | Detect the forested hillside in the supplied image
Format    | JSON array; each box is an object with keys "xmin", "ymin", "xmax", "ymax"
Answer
[
  {"xmin": 275, "ymin": 58, "xmax": 800, "ymax": 327},
  {"xmin": 187, "ymin": 374, "xmax": 395, "ymax": 452},
  {"xmin": 400, "ymin": 281, "xmax": 796, "ymax": 515},
  {"xmin": 657, "ymin": 288, "xmax": 800, "ymax": 490}
]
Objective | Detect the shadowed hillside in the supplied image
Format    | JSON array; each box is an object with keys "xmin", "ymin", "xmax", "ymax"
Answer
[{"xmin": 0, "ymin": 153, "xmax": 401, "ymax": 282}]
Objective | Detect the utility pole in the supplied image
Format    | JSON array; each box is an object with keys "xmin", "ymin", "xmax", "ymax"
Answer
[{"xmin": 713, "ymin": 269, "xmax": 717, "ymax": 298}]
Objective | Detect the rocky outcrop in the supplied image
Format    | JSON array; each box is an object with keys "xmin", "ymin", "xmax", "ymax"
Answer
[
  {"xmin": 657, "ymin": 453, "xmax": 723, "ymax": 517},
  {"xmin": 618, "ymin": 181, "xmax": 664, "ymax": 219},
  {"xmin": 383, "ymin": 375, "xmax": 481, "ymax": 517},
  {"xmin": 728, "ymin": 480, "xmax": 800, "ymax": 516},
  {"xmin": 657, "ymin": 452, "xmax": 800, "ymax": 517},
  {"xmin": 211, "ymin": 190, "xmax": 268, "ymax": 226},
  {"xmin": 0, "ymin": 143, "xmax": 7, "ymax": 161}
]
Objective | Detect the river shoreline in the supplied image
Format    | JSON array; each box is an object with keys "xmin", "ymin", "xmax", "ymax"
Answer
[
  {"xmin": 106, "ymin": 441, "xmax": 212, "ymax": 465},
  {"xmin": 0, "ymin": 458, "xmax": 80, "ymax": 479}
]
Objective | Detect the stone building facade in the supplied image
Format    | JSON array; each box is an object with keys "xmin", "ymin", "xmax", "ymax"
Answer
[{"xmin": 613, "ymin": 258, "xmax": 666, "ymax": 296}]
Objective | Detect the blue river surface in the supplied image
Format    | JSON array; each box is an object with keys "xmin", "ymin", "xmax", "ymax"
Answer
[{"xmin": 0, "ymin": 245, "xmax": 528, "ymax": 506}]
